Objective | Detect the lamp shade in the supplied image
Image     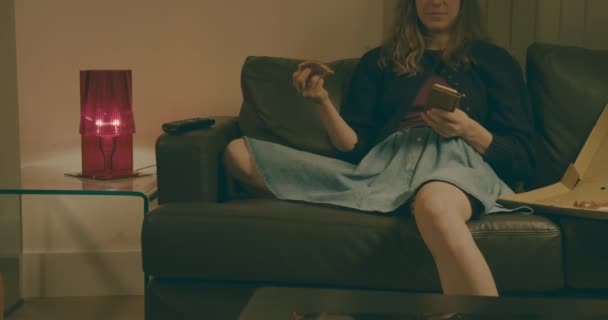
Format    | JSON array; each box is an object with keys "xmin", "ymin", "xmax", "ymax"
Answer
[
  {"xmin": 78, "ymin": 70, "xmax": 136, "ymax": 180},
  {"xmin": 80, "ymin": 70, "xmax": 135, "ymax": 136}
]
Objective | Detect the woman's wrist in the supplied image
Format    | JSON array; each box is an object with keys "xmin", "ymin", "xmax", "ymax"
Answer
[
  {"xmin": 319, "ymin": 91, "xmax": 332, "ymax": 107},
  {"xmin": 462, "ymin": 119, "xmax": 493, "ymax": 155},
  {"xmin": 314, "ymin": 94, "xmax": 333, "ymax": 112},
  {"xmin": 461, "ymin": 118, "xmax": 477, "ymax": 140}
]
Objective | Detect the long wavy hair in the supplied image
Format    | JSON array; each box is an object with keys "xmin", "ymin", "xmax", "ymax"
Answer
[{"xmin": 379, "ymin": 0, "xmax": 489, "ymax": 76}]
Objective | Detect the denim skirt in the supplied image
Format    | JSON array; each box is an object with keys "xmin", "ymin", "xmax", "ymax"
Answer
[{"xmin": 243, "ymin": 127, "xmax": 531, "ymax": 215}]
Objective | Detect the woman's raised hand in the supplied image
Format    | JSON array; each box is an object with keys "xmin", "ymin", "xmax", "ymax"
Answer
[{"xmin": 292, "ymin": 60, "xmax": 334, "ymax": 105}]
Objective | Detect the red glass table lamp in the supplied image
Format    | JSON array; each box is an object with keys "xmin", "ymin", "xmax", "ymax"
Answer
[{"xmin": 74, "ymin": 70, "xmax": 138, "ymax": 180}]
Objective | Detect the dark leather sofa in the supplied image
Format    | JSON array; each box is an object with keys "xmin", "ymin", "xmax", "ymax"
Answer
[{"xmin": 142, "ymin": 42, "xmax": 608, "ymax": 319}]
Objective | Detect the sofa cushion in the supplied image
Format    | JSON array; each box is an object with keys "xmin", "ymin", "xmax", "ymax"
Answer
[
  {"xmin": 142, "ymin": 199, "xmax": 563, "ymax": 293},
  {"xmin": 238, "ymin": 56, "xmax": 359, "ymax": 157},
  {"xmin": 526, "ymin": 43, "xmax": 608, "ymax": 188}
]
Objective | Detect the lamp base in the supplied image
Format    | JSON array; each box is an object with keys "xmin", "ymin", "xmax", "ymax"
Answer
[{"xmin": 65, "ymin": 171, "xmax": 152, "ymax": 181}]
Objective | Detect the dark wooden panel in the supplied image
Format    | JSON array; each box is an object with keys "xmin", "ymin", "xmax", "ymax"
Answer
[
  {"xmin": 383, "ymin": 0, "xmax": 399, "ymax": 39},
  {"xmin": 478, "ymin": 0, "xmax": 489, "ymax": 32},
  {"xmin": 487, "ymin": 0, "xmax": 513, "ymax": 50},
  {"xmin": 511, "ymin": 0, "xmax": 538, "ymax": 67},
  {"xmin": 584, "ymin": 0, "xmax": 608, "ymax": 50},
  {"xmin": 560, "ymin": 0, "xmax": 586, "ymax": 46},
  {"xmin": 536, "ymin": 0, "xmax": 562, "ymax": 44}
]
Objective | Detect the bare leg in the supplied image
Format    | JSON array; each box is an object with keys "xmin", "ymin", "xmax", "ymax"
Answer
[
  {"xmin": 223, "ymin": 138, "xmax": 274, "ymax": 197},
  {"xmin": 411, "ymin": 181, "xmax": 498, "ymax": 296}
]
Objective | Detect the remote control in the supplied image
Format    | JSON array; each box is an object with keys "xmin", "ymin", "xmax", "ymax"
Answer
[{"xmin": 162, "ymin": 117, "xmax": 215, "ymax": 135}]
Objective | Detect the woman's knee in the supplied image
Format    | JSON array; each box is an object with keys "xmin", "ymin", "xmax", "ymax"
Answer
[
  {"xmin": 223, "ymin": 138, "xmax": 270, "ymax": 194},
  {"xmin": 223, "ymin": 138, "xmax": 252, "ymax": 179},
  {"xmin": 411, "ymin": 182, "xmax": 472, "ymax": 229}
]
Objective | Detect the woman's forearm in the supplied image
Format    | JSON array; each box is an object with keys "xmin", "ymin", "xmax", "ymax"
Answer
[
  {"xmin": 314, "ymin": 98, "xmax": 358, "ymax": 152},
  {"xmin": 463, "ymin": 119, "xmax": 493, "ymax": 155}
]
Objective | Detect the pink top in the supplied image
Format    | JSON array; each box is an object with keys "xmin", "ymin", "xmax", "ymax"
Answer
[{"xmin": 397, "ymin": 74, "xmax": 450, "ymax": 130}]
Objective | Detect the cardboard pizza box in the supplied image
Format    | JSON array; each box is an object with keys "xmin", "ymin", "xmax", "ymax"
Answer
[{"xmin": 498, "ymin": 104, "xmax": 608, "ymax": 220}]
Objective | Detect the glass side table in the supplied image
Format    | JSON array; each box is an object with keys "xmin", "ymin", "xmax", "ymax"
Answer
[
  {"xmin": 0, "ymin": 192, "xmax": 20, "ymax": 317},
  {"xmin": 0, "ymin": 164, "xmax": 157, "ymax": 316}
]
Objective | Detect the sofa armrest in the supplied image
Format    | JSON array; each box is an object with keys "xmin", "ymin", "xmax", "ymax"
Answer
[{"xmin": 155, "ymin": 116, "xmax": 241, "ymax": 204}]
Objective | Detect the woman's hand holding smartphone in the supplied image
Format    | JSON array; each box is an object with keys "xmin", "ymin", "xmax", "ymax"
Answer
[{"xmin": 425, "ymin": 83, "xmax": 463, "ymax": 112}]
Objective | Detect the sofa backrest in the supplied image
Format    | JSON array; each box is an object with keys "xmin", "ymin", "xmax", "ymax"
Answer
[
  {"xmin": 238, "ymin": 56, "xmax": 359, "ymax": 157},
  {"xmin": 526, "ymin": 43, "xmax": 608, "ymax": 188}
]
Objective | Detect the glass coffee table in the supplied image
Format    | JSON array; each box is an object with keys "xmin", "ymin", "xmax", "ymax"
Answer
[
  {"xmin": 0, "ymin": 164, "xmax": 157, "ymax": 315},
  {"xmin": 239, "ymin": 287, "xmax": 608, "ymax": 320}
]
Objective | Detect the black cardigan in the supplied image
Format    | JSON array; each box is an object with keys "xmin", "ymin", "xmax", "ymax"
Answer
[{"xmin": 336, "ymin": 41, "xmax": 536, "ymax": 188}]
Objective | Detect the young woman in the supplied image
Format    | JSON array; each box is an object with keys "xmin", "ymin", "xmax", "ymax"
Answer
[{"xmin": 223, "ymin": 0, "xmax": 535, "ymax": 297}]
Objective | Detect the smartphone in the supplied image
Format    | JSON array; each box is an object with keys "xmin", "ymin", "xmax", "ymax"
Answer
[{"xmin": 424, "ymin": 83, "xmax": 463, "ymax": 112}]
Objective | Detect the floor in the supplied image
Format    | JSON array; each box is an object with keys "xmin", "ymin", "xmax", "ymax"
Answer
[{"xmin": 6, "ymin": 296, "xmax": 144, "ymax": 320}]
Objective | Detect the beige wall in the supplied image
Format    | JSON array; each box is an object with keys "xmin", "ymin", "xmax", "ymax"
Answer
[
  {"xmin": 384, "ymin": 0, "xmax": 608, "ymax": 66},
  {"xmin": 0, "ymin": 0, "xmax": 20, "ymax": 187},
  {"xmin": 15, "ymin": 0, "xmax": 384, "ymax": 165},
  {"xmin": 0, "ymin": 0, "xmax": 22, "ymax": 246}
]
